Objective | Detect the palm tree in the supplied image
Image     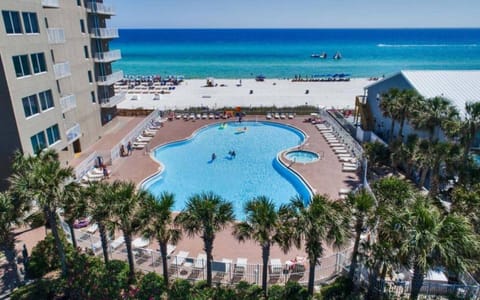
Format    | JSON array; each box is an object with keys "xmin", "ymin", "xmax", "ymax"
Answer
[
  {"xmin": 396, "ymin": 89, "xmax": 423, "ymax": 140},
  {"xmin": 175, "ymin": 192, "xmax": 234, "ymax": 287},
  {"xmin": 284, "ymin": 194, "xmax": 351, "ymax": 296},
  {"xmin": 9, "ymin": 149, "xmax": 74, "ymax": 277},
  {"xmin": 450, "ymin": 184, "xmax": 480, "ymax": 235},
  {"xmin": 456, "ymin": 101, "xmax": 480, "ymax": 182},
  {"xmin": 381, "ymin": 196, "xmax": 480, "ymax": 300},
  {"xmin": 232, "ymin": 196, "xmax": 284, "ymax": 297},
  {"xmin": 106, "ymin": 180, "xmax": 144, "ymax": 281},
  {"xmin": 84, "ymin": 181, "xmax": 113, "ymax": 264},
  {"xmin": 412, "ymin": 96, "xmax": 459, "ymax": 142},
  {"xmin": 0, "ymin": 191, "xmax": 23, "ymax": 285},
  {"xmin": 138, "ymin": 191, "xmax": 181, "ymax": 285},
  {"xmin": 346, "ymin": 189, "xmax": 375, "ymax": 282},
  {"xmin": 379, "ymin": 88, "xmax": 401, "ymax": 144},
  {"xmin": 60, "ymin": 182, "xmax": 84, "ymax": 249},
  {"xmin": 390, "ymin": 134, "xmax": 419, "ymax": 178}
]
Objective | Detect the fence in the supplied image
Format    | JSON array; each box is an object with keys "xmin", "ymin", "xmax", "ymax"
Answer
[
  {"xmin": 73, "ymin": 228, "xmax": 352, "ymax": 287},
  {"xmin": 110, "ymin": 109, "xmax": 162, "ymax": 162}
]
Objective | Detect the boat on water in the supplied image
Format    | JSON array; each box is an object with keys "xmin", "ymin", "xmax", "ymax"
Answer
[
  {"xmin": 311, "ymin": 52, "xmax": 327, "ymax": 59},
  {"xmin": 333, "ymin": 52, "xmax": 342, "ymax": 60}
]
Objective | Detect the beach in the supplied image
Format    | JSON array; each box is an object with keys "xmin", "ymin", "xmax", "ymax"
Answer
[{"xmin": 116, "ymin": 78, "xmax": 369, "ymax": 111}]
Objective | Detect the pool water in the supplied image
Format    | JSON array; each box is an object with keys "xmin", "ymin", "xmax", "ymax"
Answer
[
  {"xmin": 285, "ymin": 150, "xmax": 320, "ymax": 163},
  {"xmin": 473, "ymin": 153, "xmax": 480, "ymax": 165},
  {"xmin": 143, "ymin": 121, "xmax": 312, "ymax": 219}
]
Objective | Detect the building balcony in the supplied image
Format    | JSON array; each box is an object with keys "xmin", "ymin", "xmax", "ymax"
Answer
[
  {"xmin": 42, "ymin": 0, "xmax": 59, "ymax": 8},
  {"xmin": 90, "ymin": 28, "xmax": 119, "ymax": 39},
  {"xmin": 53, "ymin": 62, "xmax": 71, "ymax": 80},
  {"xmin": 100, "ymin": 91, "xmax": 126, "ymax": 108},
  {"xmin": 47, "ymin": 28, "xmax": 65, "ymax": 44},
  {"xmin": 60, "ymin": 94, "xmax": 77, "ymax": 113},
  {"xmin": 94, "ymin": 50, "xmax": 122, "ymax": 63},
  {"xmin": 86, "ymin": 2, "xmax": 115, "ymax": 15},
  {"xmin": 97, "ymin": 70, "xmax": 124, "ymax": 86},
  {"xmin": 66, "ymin": 123, "xmax": 81, "ymax": 144}
]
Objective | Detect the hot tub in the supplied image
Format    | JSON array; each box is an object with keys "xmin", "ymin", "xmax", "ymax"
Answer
[{"xmin": 285, "ymin": 150, "xmax": 320, "ymax": 163}]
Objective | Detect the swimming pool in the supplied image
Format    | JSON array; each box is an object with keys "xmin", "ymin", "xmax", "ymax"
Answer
[
  {"xmin": 285, "ymin": 150, "xmax": 320, "ymax": 163},
  {"xmin": 143, "ymin": 121, "xmax": 313, "ymax": 219}
]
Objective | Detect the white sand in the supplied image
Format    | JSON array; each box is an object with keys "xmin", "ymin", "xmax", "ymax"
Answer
[{"xmin": 116, "ymin": 78, "xmax": 370, "ymax": 111}]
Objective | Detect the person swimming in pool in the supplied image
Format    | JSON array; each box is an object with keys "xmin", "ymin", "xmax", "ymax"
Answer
[{"xmin": 211, "ymin": 153, "xmax": 216, "ymax": 161}]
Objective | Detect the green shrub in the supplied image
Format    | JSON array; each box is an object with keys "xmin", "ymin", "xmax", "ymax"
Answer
[
  {"xmin": 27, "ymin": 234, "xmax": 61, "ymax": 279},
  {"xmin": 10, "ymin": 279, "xmax": 62, "ymax": 300},
  {"xmin": 24, "ymin": 211, "xmax": 46, "ymax": 229},
  {"xmin": 168, "ymin": 278, "xmax": 193, "ymax": 300},
  {"xmin": 319, "ymin": 276, "xmax": 358, "ymax": 300},
  {"xmin": 284, "ymin": 281, "xmax": 309, "ymax": 300},
  {"xmin": 135, "ymin": 272, "xmax": 166, "ymax": 300},
  {"xmin": 268, "ymin": 284, "xmax": 286, "ymax": 299}
]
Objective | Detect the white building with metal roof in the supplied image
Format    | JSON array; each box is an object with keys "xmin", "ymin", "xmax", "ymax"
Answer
[{"xmin": 358, "ymin": 70, "xmax": 480, "ymax": 146}]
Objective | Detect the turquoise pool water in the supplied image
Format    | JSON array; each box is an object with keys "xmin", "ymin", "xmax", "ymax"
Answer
[
  {"xmin": 143, "ymin": 121, "xmax": 312, "ymax": 219},
  {"xmin": 473, "ymin": 153, "xmax": 480, "ymax": 165},
  {"xmin": 285, "ymin": 150, "xmax": 320, "ymax": 163}
]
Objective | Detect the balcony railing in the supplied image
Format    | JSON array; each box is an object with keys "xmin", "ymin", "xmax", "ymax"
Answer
[
  {"xmin": 53, "ymin": 62, "xmax": 71, "ymax": 80},
  {"xmin": 60, "ymin": 94, "xmax": 77, "ymax": 113},
  {"xmin": 97, "ymin": 70, "xmax": 124, "ymax": 86},
  {"xmin": 66, "ymin": 123, "xmax": 81, "ymax": 144},
  {"xmin": 100, "ymin": 91, "xmax": 126, "ymax": 108},
  {"xmin": 94, "ymin": 50, "xmax": 122, "ymax": 63},
  {"xmin": 47, "ymin": 28, "xmax": 65, "ymax": 44},
  {"xmin": 42, "ymin": 0, "xmax": 59, "ymax": 8},
  {"xmin": 90, "ymin": 28, "xmax": 119, "ymax": 39},
  {"xmin": 86, "ymin": 2, "xmax": 115, "ymax": 15}
]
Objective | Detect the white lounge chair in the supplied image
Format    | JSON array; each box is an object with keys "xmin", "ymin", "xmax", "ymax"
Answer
[
  {"xmin": 331, "ymin": 147, "xmax": 346, "ymax": 151},
  {"xmin": 172, "ymin": 250, "xmax": 189, "ymax": 266},
  {"xmin": 86, "ymin": 223, "xmax": 98, "ymax": 234},
  {"xmin": 194, "ymin": 253, "xmax": 207, "ymax": 269},
  {"xmin": 335, "ymin": 149, "xmax": 348, "ymax": 154},
  {"xmin": 342, "ymin": 166, "xmax": 358, "ymax": 172},
  {"xmin": 136, "ymin": 135, "xmax": 152, "ymax": 142},
  {"xmin": 288, "ymin": 113, "xmax": 294, "ymax": 119},
  {"xmin": 132, "ymin": 237, "xmax": 150, "ymax": 248},
  {"xmin": 329, "ymin": 143, "xmax": 344, "ymax": 147},
  {"xmin": 167, "ymin": 244, "xmax": 176, "ymax": 255},
  {"xmin": 234, "ymin": 257, "xmax": 247, "ymax": 274},
  {"xmin": 266, "ymin": 113, "xmax": 272, "ymax": 120},
  {"xmin": 270, "ymin": 258, "xmax": 283, "ymax": 275},
  {"xmin": 110, "ymin": 236, "xmax": 125, "ymax": 250}
]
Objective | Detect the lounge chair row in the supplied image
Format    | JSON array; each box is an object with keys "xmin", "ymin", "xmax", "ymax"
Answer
[
  {"xmin": 315, "ymin": 123, "xmax": 359, "ymax": 172},
  {"xmin": 132, "ymin": 124, "xmax": 160, "ymax": 150},
  {"xmin": 266, "ymin": 112, "xmax": 295, "ymax": 120}
]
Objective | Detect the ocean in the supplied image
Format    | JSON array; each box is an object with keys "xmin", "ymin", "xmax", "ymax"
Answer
[{"xmin": 111, "ymin": 28, "xmax": 480, "ymax": 79}]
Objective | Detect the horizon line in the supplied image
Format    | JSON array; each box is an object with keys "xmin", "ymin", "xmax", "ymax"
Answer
[{"xmin": 117, "ymin": 27, "xmax": 480, "ymax": 30}]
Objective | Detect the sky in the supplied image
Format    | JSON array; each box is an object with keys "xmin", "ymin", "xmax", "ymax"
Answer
[{"xmin": 110, "ymin": 0, "xmax": 480, "ymax": 29}]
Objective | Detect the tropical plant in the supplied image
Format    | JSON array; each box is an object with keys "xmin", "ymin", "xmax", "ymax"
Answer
[
  {"xmin": 283, "ymin": 194, "xmax": 351, "ymax": 296},
  {"xmin": 379, "ymin": 88, "xmax": 401, "ymax": 143},
  {"xmin": 450, "ymin": 184, "xmax": 480, "ymax": 235},
  {"xmin": 232, "ymin": 196, "xmax": 286, "ymax": 296},
  {"xmin": 138, "ymin": 191, "xmax": 181, "ymax": 285},
  {"xmin": 136, "ymin": 272, "xmax": 167, "ymax": 300},
  {"xmin": 60, "ymin": 182, "xmax": 84, "ymax": 249},
  {"xmin": 175, "ymin": 192, "xmax": 235, "ymax": 287},
  {"xmin": 9, "ymin": 149, "xmax": 75, "ymax": 277},
  {"xmin": 396, "ymin": 89, "xmax": 423, "ymax": 140},
  {"xmin": 380, "ymin": 196, "xmax": 480, "ymax": 300},
  {"xmin": 346, "ymin": 189, "xmax": 375, "ymax": 282},
  {"xmin": 106, "ymin": 180, "xmax": 144, "ymax": 281},
  {"xmin": 84, "ymin": 181, "xmax": 112, "ymax": 264}
]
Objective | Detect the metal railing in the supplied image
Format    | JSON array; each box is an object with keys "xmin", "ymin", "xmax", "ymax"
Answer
[
  {"xmin": 47, "ymin": 28, "xmax": 65, "ymax": 44},
  {"xmin": 41, "ymin": 0, "xmax": 59, "ymax": 8},
  {"xmin": 73, "ymin": 151, "xmax": 99, "ymax": 181},
  {"xmin": 60, "ymin": 94, "xmax": 77, "ymax": 113},
  {"xmin": 53, "ymin": 62, "xmax": 71, "ymax": 80},
  {"xmin": 90, "ymin": 27, "xmax": 119, "ymax": 39},
  {"xmin": 100, "ymin": 91, "xmax": 126, "ymax": 108},
  {"xmin": 97, "ymin": 70, "xmax": 124, "ymax": 86},
  {"xmin": 110, "ymin": 109, "xmax": 161, "ymax": 162},
  {"xmin": 86, "ymin": 2, "xmax": 115, "ymax": 15},
  {"xmin": 94, "ymin": 49, "xmax": 122, "ymax": 63},
  {"xmin": 66, "ymin": 123, "xmax": 81, "ymax": 143}
]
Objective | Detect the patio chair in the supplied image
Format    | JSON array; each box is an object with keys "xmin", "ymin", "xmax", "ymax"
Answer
[
  {"xmin": 269, "ymin": 258, "xmax": 283, "ymax": 283},
  {"xmin": 232, "ymin": 258, "xmax": 247, "ymax": 283},
  {"xmin": 110, "ymin": 236, "xmax": 125, "ymax": 250}
]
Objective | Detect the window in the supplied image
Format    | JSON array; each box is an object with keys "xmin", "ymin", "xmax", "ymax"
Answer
[
  {"xmin": 2, "ymin": 11, "xmax": 22, "ymax": 34},
  {"xmin": 46, "ymin": 124, "xmax": 60, "ymax": 145},
  {"xmin": 12, "ymin": 55, "xmax": 31, "ymax": 77},
  {"xmin": 83, "ymin": 45, "xmax": 89, "ymax": 58},
  {"xmin": 22, "ymin": 94, "xmax": 39, "ymax": 117},
  {"xmin": 22, "ymin": 12, "xmax": 39, "ymax": 34},
  {"xmin": 31, "ymin": 53, "xmax": 46, "ymax": 73},
  {"xmin": 39, "ymin": 90, "xmax": 54, "ymax": 110},
  {"xmin": 31, "ymin": 131, "xmax": 46, "ymax": 153},
  {"xmin": 90, "ymin": 91, "xmax": 96, "ymax": 103},
  {"xmin": 77, "ymin": 0, "xmax": 82, "ymax": 6},
  {"xmin": 80, "ymin": 19, "xmax": 85, "ymax": 33},
  {"xmin": 88, "ymin": 70, "xmax": 93, "ymax": 83}
]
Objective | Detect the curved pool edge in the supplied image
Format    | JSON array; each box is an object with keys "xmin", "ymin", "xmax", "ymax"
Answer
[{"xmin": 140, "ymin": 121, "xmax": 313, "ymax": 201}]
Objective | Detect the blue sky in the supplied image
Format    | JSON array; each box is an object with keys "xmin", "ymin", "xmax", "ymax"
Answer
[{"xmin": 110, "ymin": 0, "xmax": 480, "ymax": 29}]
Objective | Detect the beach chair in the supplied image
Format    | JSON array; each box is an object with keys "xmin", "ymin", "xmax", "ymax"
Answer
[
  {"xmin": 266, "ymin": 112, "xmax": 272, "ymax": 120},
  {"xmin": 342, "ymin": 165, "xmax": 358, "ymax": 172},
  {"xmin": 334, "ymin": 149, "xmax": 348, "ymax": 154},
  {"xmin": 213, "ymin": 258, "xmax": 232, "ymax": 283},
  {"xmin": 232, "ymin": 258, "xmax": 247, "ymax": 283},
  {"xmin": 132, "ymin": 237, "xmax": 150, "ymax": 249},
  {"xmin": 86, "ymin": 223, "xmax": 98, "ymax": 234},
  {"xmin": 110, "ymin": 236, "xmax": 125, "ymax": 250},
  {"xmin": 269, "ymin": 258, "xmax": 283, "ymax": 283},
  {"xmin": 189, "ymin": 253, "xmax": 207, "ymax": 280},
  {"xmin": 172, "ymin": 251, "xmax": 189, "ymax": 266}
]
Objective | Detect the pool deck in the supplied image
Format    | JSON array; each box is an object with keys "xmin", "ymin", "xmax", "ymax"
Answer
[
  {"xmin": 13, "ymin": 115, "xmax": 359, "ymax": 268},
  {"xmin": 103, "ymin": 115, "xmax": 359, "ymax": 263}
]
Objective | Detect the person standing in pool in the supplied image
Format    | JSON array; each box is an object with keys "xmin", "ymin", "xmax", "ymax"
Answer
[{"xmin": 212, "ymin": 153, "xmax": 216, "ymax": 161}]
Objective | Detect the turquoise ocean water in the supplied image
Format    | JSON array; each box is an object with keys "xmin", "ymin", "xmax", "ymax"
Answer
[{"xmin": 111, "ymin": 29, "xmax": 480, "ymax": 79}]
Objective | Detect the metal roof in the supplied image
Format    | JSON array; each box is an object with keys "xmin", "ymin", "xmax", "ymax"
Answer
[{"xmin": 400, "ymin": 70, "xmax": 480, "ymax": 116}]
